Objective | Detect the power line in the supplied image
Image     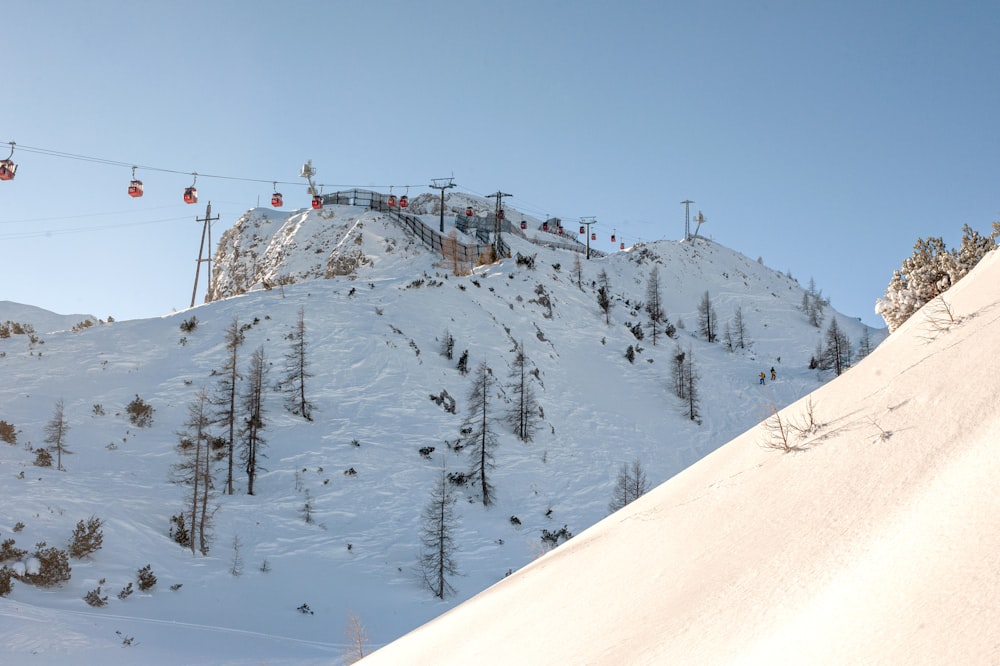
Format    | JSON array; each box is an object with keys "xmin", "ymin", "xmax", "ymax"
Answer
[
  {"xmin": 1, "ymin": 139, "xmax": 645, "ymax": 243},
  {"xmin": 0, "ymin": 216, "xmax": 188, "ymax": 240},
  {"xmin": 0, "ymin": 140, "xmax": 425, "ymax": 191}
]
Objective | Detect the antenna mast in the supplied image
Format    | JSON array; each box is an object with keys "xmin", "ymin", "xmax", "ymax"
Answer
[{"xmin": 299, "ymin": 160, "xmax": 318, "ymax": 196}]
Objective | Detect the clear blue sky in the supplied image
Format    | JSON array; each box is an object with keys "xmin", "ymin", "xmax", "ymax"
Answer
[{"xmin": 3, "ymin": 0, "xmax": 997, "ymax": 326}]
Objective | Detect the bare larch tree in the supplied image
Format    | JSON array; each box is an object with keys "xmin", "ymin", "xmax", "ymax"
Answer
[
  {"xmin": 419, "ymin": 467, "xmax": 460, "ymax": 599},
  {"xmin": 460, "ymin": 362, "xmax": 498, "ymax": 506},
  {"xmin": 212, "ymin": 317, "xmax": 242, "ymax": 495},
  {"xmin": 283, "ymin": 307, "xmax": 313, "ymax": 420},
  {"xmin": 174, "ymin": 388, "xmax": 215, "ymax": 555},
  {"xmin": 698, "ymin": 290, "xmax": 718, "ymax": 342},
  {"xmin": 240, "ymin": 346, "xmax": 268, "ymax": 495},
  {"xmin": 608, "ymin": 458, "xmax": 650, "ymax": 513},
  {"xmin": 645, "ymin": 267, "xmax": 666, "ymax": 346},
  {"xmin": 43, "ymin": 398, "xmax": 71, "ymax": 471},
  {"xmin": 506, "ymin": 341, "xmax": 539, "ymax": 442}
]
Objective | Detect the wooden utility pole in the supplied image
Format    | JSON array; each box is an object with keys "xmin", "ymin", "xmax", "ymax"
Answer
[
  {"xmin": 430, "ymin": 177, "xmax": 456, "ymax": 233},
  {"xmin": 485, "ymin": 190, "xmax": 512, "ymax": 258},
  {"xmin": 191, "ymin": 201, "xmax": 219, "ymax": 308}
]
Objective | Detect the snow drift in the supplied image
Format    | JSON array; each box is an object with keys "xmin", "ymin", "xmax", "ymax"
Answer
[{"xmin": 362, "ymin": 250, "xmax": 1000, "ymax": 664}]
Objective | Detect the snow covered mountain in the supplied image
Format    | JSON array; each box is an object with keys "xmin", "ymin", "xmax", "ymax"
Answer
[{"xmin": 0, "ymin": 197, "xmax": 884, "ymax": 664}]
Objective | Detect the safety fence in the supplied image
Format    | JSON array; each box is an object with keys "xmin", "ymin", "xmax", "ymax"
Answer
[{"xmin": 326, "ymin": 189, "xmax": 596, "ymax": 261}]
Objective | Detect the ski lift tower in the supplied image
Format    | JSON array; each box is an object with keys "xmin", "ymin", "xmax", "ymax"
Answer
[
  {"xmin": 681, "ymin": 199, "xmax": 694, "ymax": 240},
  {"xmin": 300, "ymin": 160, "xmax": 318, "ymax": 197}
]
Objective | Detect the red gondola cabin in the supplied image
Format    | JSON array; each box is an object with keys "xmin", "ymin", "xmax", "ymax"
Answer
[
  {"xmin": 388, "ymin": 194, "xmax": 397, "ymax": 207},
  {"xmin": 272, "ymin": 192, "xmax": 283, "ymax": 207},
  {"xmin": 399, "ymin": 195, "xmax": 408, "ymax": 208},
  {"xmin": 466, "ymin": 207, "xmax": 473, "ymax": 217},
  {"xmin": 128, "ymin": 180, "xmax": 144, "ymax": 198},
  {"xmin": 183, "ymin": 187, "xmax": 198, "ymax": 204},
  {"xmin": 311, "ymin": 195, "xmax": 323, "ymax": 209},
  {"xmin": 0, "ymin": 160, "xmax": 16, "ymax": 181},
  {"xmin": 520, "ymin": 220, "xmax": 527, "ymax": 230},
  {"xmin": 591, "ymin": 232, "xmax": 597, "ymax": 241}
]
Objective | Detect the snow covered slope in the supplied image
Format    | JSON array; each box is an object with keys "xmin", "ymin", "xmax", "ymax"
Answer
[
  {"xmin": 362, "ymin": 249, "xmax": 1000, "ymax": 665},
  {"xmin": 0, "ymin": 300, "xmax": 96, "ymax": 334},
  {"xmin": 0, "ymin": 201, "xmax": 883, "ymax": 664}
]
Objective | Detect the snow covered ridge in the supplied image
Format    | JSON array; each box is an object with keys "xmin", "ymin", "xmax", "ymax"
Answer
[
  {"xmin": 0, "ymin": 216, "xmax": 882, "ymax": 664},
  {"xmin": 207, "ymin": 206, "xmax": 437, "ymax": 301},
  {"xmin": 363, "ymin": 250, "xmax": 1000, "ymax": 665}
]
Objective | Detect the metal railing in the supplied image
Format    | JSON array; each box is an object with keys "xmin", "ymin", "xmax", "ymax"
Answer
[{"xmin": 323, "ymin": 189, "xmax": 600, "ymax": 261}]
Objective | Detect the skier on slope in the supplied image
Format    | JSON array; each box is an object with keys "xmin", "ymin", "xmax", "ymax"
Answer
[{"xmin": 759, "ymin": 372, "xmax": 766, "ymax": 385}]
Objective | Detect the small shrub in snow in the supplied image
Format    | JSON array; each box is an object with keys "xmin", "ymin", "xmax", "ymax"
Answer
[
  {"xmin": 24, "ymin": 543, "xmax": 72, "ymax": 587},
  {"xmin": 440, "ymin": 330, "xmax": 455, "ymax": 360},
  {"xmin": 126, "ymin": 395, "xmax": 154, "ymax": 427},
  {"xmin": 540, "ymin": 525, "xmax": 573, "ymax": 547},
  {"xmin": 84, "ymin": 584, "xmax": 108, "ymax": 607},
  {"xmin": 69, "ymin": 516, "xmax": 104, "ymax": 559},
  {"xmin": 0, "ymin": 420, "xmax": 16, "ymax": 444},
  {"xmin": 169, "ymin": 513, "xmax": 191, "ymax": 549},
  {"xmin": 0, "ymin": 538, "xmax": 27, "ymax": 562},
  {"xmin": 137, "ymin": 564, "xmax": 157, "ymax": 591},
  {"xmin": 515, "ymin": 253, "xmax": 536, "ymax": 269},
  {"xmin": 0, "ymin": 567, "xmax": 12, "ymax": 596},
  {"xmin": 179, "ymin": 316, "xmax": 198, "ymax": 333},
  {"xmin": 33, "ymin": 448, "xmax": 53, "ymax": 467},
  {"xmin": 117, "ymin": 581, "xmax": 133, "ymax": 600},
  {"xmin": 447, "ymin": 471, "xmax": 470, "ymax": 487}
]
